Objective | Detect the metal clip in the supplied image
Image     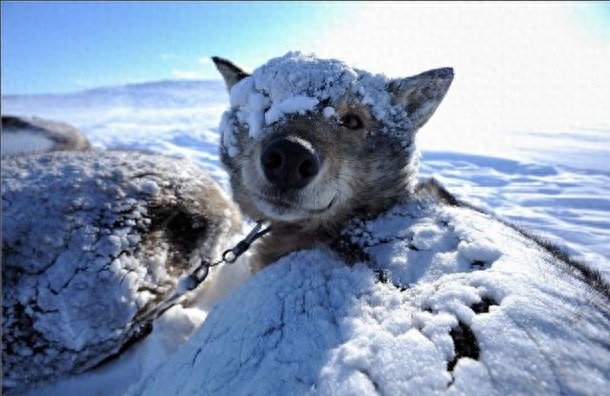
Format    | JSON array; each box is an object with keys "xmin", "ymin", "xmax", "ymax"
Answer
[{"xmin": 222, "ymin": 221, "xmax": 270, "ymax": 263}]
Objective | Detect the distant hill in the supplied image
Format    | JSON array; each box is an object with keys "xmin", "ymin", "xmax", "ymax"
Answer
[{"xmin": 2, "ymin": 79, "xmax": 228, "ymax": 110}]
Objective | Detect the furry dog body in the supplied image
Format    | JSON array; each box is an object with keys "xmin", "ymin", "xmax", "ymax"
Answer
[{"xmin": 131, "ymin": 52, "xmax": 610, "ymax": 394}]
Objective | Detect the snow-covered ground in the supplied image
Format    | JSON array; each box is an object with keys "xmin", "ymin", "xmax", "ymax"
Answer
[{"xmin": 2, "ymin": 77, "xmax": 609, "ymax": 394}]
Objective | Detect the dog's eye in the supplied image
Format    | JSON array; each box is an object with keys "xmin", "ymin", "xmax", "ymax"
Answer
[{"xmin": 341, "ymin": 114, "xmax": 364, "ymax": 130}]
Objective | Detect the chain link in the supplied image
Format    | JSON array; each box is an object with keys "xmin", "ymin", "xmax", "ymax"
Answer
[{"xmin": 133, "ymin": 221, "xmax": 271, "ymax": 328}]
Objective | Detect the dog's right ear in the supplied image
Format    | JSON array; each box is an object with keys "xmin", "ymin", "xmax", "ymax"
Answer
[{"xmin": 212, "ymin": 57, "xmax": 251, "ymax": 91}]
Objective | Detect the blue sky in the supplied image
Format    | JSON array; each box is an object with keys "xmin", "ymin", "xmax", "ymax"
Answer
[
  {"xmin": 1, "ymin": 1, "xmax": 353, "ymax": 94},
  {"xmin": 2, "ymin": 1, "xmax": 609, "ymax": 105}
]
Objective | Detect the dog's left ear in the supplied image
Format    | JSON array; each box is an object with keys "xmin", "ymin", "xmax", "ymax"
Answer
[
  {"xmin": 212, "ymin": 56, "xmax": 251, "ymax": 91},
  {"xmin": 389, "ymin": 67, "xmax": 454, "ymax": 130}
]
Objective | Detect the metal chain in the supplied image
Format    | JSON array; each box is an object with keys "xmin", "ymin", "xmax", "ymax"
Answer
[
  {"xmin": 133, "ymin": 221, "xmax": 271, "ymax": 327},
  {"xmin": 186, "ymin": 220, "xmax": 271, "ymax": 288}
]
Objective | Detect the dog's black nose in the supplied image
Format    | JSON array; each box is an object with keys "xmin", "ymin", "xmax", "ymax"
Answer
[{"xmin": 260, "ymin": 138, "xmax": 320, "ymax": 189}]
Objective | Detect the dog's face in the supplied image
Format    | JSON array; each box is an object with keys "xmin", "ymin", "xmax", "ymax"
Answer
[{"xmin": 214, "ymin": 52, "xmax": 453, "ymax": 230}]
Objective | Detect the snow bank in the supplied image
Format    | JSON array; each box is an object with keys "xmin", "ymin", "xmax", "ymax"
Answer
[
  {"xmin": 2, "ymin": 150, "xmax": 241, "ymax": 393},
  {"xmin": 220, "ymin": 52, "xmax": 413, "ymax": 157},
  {"xmin": 132, "ymin": 196, "xmax": 610, "ymax": 395}
]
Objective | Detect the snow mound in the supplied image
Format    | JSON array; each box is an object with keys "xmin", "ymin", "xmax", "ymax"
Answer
[
  {"xmin": 1, "ymin": 115, "xmax": 91, "ymax": 157},
  {"xmin": 2, "ymin": 150, "xmax": 241, "ymax": 393},
  {"xmin": 220, "ymin": 52, "xmax": 412, "ymax": 157},
  {"xmin": 132, "ymin": 196, "xmax": 610, "ymax": 395}
]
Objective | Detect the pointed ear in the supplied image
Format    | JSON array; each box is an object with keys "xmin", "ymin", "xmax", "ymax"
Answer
[
  {"xmin": 212, "ymin": 56, "xmax": 251, "ymax": 91},
  {"xmin": 389, "ymin": 67, "xmax": 454, "ymax": 130}
]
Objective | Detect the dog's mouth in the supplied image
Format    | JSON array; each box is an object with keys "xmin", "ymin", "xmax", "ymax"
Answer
[{"xmin": 251, "ymin": 191, "xmax": 336, "ymax": 221}]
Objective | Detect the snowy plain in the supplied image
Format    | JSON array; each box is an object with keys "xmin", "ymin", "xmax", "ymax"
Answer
[{"xmin": 2, "ymin": 76, "xmax": 610, "ymax": 394}]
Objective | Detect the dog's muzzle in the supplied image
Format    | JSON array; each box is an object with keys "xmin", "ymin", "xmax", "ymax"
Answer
[{"xmin": 260, "ymin": 137, "xmax": 320, "ymax": 189}]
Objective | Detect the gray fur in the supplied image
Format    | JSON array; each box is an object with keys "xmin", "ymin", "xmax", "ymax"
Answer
[
  {"xmin": 389, "ymin": 67, "xmax": 454, "ymax": 130},
  {"xmin": 211, "ymin": 56, "xmax": 251, "ymax": 91}
]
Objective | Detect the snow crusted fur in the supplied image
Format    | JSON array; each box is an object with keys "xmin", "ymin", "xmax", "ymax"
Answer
[
  {"xmin": 131, "ymin": 53, "xmax": 610, "ymax": 394},
  {"xmin": 1, "ymin": 150, "xmax": 241, "ymax": 393},
  {"xmin": 131, "ymin": 191, "xmax": 610, "ymax": 395}
]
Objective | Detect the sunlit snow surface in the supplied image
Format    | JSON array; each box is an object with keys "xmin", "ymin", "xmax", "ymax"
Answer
[{"xmin": 2, "ymin": 78, "xmax": 609, "ymax": 394}]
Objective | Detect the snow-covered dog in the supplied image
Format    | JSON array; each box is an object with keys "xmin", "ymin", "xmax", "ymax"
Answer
[
  {"xmin": 2, "ymin": 150, "xmax": 242, "ymax": 392},
  {"xmin": 132, "ymin": 52, "xmax": 610, "ymax": 394},
  {"xmin": 214, "ymin": 52, "xmax": 455, "ymax": 271}
]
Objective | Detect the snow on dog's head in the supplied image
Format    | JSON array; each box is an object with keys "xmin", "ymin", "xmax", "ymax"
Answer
[{"xmin": 214, "ymin": 52, "xmax": 453, "ymax": 228}]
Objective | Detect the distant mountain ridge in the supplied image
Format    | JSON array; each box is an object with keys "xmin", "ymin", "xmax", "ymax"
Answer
[{"xmin": 2, "ymin": 79, "xmax": 227, "ymax": 110}]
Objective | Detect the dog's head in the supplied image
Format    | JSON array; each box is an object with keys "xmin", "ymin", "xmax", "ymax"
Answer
[{"xmin": 214, "ymin": 52, "xmax": 453, "ymax": 230}]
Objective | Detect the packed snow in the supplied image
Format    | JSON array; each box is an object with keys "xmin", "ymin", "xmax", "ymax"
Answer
[{"xmin": 2, "ymin": 54, "xmax": 609, "ymax": 394}]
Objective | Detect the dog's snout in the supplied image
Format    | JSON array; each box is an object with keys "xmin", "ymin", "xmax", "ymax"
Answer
[{"xmin": 260, "ymin": 138, "xmax": 320, "ymax": 189}]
